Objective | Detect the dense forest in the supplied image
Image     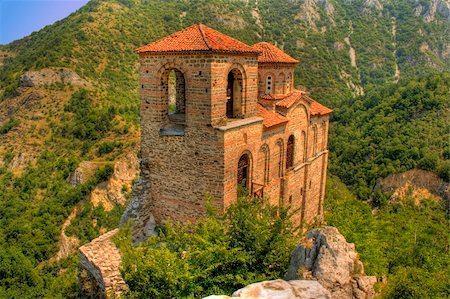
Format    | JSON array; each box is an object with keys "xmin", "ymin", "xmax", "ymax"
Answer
[{"xmin": 0, "ymin": 0, "xmax": 449, "ymax": 297}]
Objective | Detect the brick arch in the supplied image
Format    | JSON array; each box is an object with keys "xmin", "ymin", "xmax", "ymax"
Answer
[
  {"xmin": 301, "ymin": 130, "xmax": 307, "ymax": 162},
  {"xmin": 278, "ymin": 72, "xmax": 286, "ymax": 94},
  {"xmin": 321, "ymin": 121, "xmax": 327, "ymax": 151},
  {"xmin": 264, "ymin": 72, "xmax": 276, "ymax": 95},
  {"xmin": 237, "ymin": 150, "xmax": 253, "ymax": 192},
  {"xmin": 158, "ymin": 64, "xmax": 187, "ymax": 124},
  {"xmin": 289, "ymin": 102, "xmax": 310, "ymax": 124},
  {"xmin": 259, "ymin": 144, "xmax": 270, "ymax": 184},
  {"xmin": 312, "ymin": 124, "xmax": 319, "ymax": 156},
  {"xmin": 275, "ymin": 138, "xmax": 284, "ymax": 177},
  {"xmin": 225, "ymin": 63, "xmax": 247, "ymax": 117}
]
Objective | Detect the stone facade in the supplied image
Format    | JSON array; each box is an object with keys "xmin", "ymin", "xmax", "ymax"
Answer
[{"xmin": 136, "ymin": 23, "xmax": 332, "ymax": 231}]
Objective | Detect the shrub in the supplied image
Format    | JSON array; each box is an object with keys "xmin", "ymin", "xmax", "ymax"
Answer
[
  {"xmin": 0, "ymin": 118, "xmax": 20, "ymax": 135},
  {"xmin": 115, "ymin": 195, "xmax": 298, "ymax": 298}
]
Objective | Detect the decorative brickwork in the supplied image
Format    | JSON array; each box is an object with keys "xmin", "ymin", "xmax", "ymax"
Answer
[{"xmin": 136, "ymin": 23, "xmax": 332, "ymax": 230}]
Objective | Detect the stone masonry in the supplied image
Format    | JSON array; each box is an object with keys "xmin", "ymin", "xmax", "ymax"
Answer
[
  {"xmin": 78, "ymin": 23, "xmax": 333, "ymax": 297},
  {"xmin": 78, "ymin": 229, "xmax": 128, "ymax": 298},
  {"xmin": 134, "ymin": 23, "xmax": 332, "ymax": 231}
]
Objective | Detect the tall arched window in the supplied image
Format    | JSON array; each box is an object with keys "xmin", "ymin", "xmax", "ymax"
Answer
[
  {"xmin": 162, "ymin": 68, "xmax": 185, "ymax": 124},
  {"xmin": 313, "ymin": 125, "xmax": 318, "ymax": 156},
  {"xmin": 286, "ymin": 73, "xmax": 291, "ymax": 93},
  {"xmin": 237, "ymin": 153, "xmax": 250, "ymax": 190},
  {"xmin": 259, "ymin": 144, "xmax": 270, "ymax": 184},
  {"xmin": 279, "ymin": 73, "xmax": 286, "ymax": 94},
  {"xmin": 286, "ymin": 135, "xmax": 295, "ymax": 169},
  {"xmin": 322, "ymin": 122, "xmax": 327, "ymax": 151},
  {"xmin": 276, "ymin": 139, "xmax": 284, "ymax": 177},
  {"xmin": 227, "ymin": 69, "xmax": 243, "ymax": 118},
  {"xmin": 266, "ymin": 75, "xmax": 273, "ymax": 94},
  {"xmin": 301, "ymin": 130, "xmax": 307, "ymax": 162}
]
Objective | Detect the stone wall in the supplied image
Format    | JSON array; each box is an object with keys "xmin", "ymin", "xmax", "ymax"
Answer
[
  {"xmin": 138, "ymin": 50, "xmax": 329, "ymax": 229},
  {"xmin": 78, "ymin": 229, "xmax": 128, "ymax": 298},
  {"xmin": 257, "ymin": 63, "xmax": 296, "ymax": 97}
]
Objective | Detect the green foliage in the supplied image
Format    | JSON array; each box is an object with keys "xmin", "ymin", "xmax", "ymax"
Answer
[
  {"xmin": 329, "ymin": 73, "xmax": 450, "ymax": 197},
  {"xmin": 97, "ymin": 141, "xmax": 123, "ymax": 156},
  {"xmin": 60, "ymin": 90, "xmax": 117, "ymax": 141},
  {"xmin": 0, "ymin": 154, "xmax": 121, "ymax": 297},
  {"xmin": 0, "ymin": 118, "xmax": 20, "ymax": 134},
  {"xmin": 325, "ymin": 176, "xmax": 449, "ymax": 298},
  {"xmin": 115, "ymin": 195, "xmax": 298, "ymax": 298}
]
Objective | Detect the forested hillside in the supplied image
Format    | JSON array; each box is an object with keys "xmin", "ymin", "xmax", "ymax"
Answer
[{"xmin": 0, "ymin": 0, "xmax": 448, "ymax": 297}]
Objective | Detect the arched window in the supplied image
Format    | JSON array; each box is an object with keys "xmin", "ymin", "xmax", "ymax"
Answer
[
  {"xmin": 286, "ymin": 135, "xmax": 295, "ymax": 169},
  {"xmin": 237, "ymin": 153, "xmax": 250, "ymax": 190},
  {"xmin": 279, "ymin": 73, "xmax": 286, "ymax": 94},
  {"xmin": 227, "ymin": 69, "xmax": 243, "ymax": 118},
  {"xmin": 286, "ymin": 73, "xmax": 291, "ymax": 93},
  {"xmin": 259, "ymin": 144, "xmax": 270, "ymax": 184},
  {"xmin": 162, "ymin": 68, "xmax": 185, "ymax": 124},
  {"xmin": 301, "ymin": 130, "xmax": 307, "ymax": 162},
  {"xmin": 313, "ymin": 125, "xmax": 318, "ymax": 156},
  {"xmin": 266, "ymin": 75, "xmax": 273, "ymax": 94},
  {"xmin": 276, "ymin": 139, "xmax": 284, "ymax": 177},
  {"xmin": 322, "ymin": 122, "xmax": 327, "ymax": 151}
]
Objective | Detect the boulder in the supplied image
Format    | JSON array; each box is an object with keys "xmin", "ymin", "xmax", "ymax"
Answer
[
  {"xmin": 202, "ymin": 279, "xmax": 331, "ymax": 299},
  {"xmin": 285, "ymin": 226, "xmax": 377, "ymax": 299}
]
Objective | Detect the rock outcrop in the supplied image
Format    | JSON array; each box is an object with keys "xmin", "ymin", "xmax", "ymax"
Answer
[
  {"xmin": 67, "ymin": 161, "xmax": 100, "ymax": 186},
  {"xmin": 285, "ymin": 226, "xmax": 377, "ymax": 299},
  {"xmin": 203, "ymin": 279, "xmax": 331, "ymax": 299},
  {"xmin": 20, "ymin": 67, "xmax": 90, "ymax": 87},
  {"xmin": 120, "ymin": 160, "xmax": 157, "ymax": 244},
  {"xmin": 90, "ymin": 152, "xmax": 139, "ymax": 211},
  {"xmin": 374, "ymin": 169, "xmax": 449, "ymax": 203}
]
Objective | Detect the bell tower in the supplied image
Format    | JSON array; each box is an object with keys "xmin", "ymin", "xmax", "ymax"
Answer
[{"xmin": 137, "ymin": 23, "xmax": 259, "ymax": 223}]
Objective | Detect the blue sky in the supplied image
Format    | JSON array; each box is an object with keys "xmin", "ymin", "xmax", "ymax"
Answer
[{"xmin": 0, "ymin": 0, "xmax": 89, "ymax": 44}]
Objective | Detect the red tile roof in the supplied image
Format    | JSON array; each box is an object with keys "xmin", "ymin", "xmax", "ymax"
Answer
[
  {"xmin": 257, "ymin": 104, "xmax": 289, "ymax": 128},
  {"xmin": 251, "ymin": 42, "xmax": 299, "ymax": 64},
  {"xmin": 275, "ymin": 90, "xmax": 304, "ymax": 108},
  {"xmin": 137, "ymin": 23, "xmax": 260, "ymax": 54},
  {"xmin": 310, "ymin": 100, "xmax": 333, "ymax": 116},
  {"xmin": 274, "ymin": 91, "xmax": 332, "ymax": 116}
]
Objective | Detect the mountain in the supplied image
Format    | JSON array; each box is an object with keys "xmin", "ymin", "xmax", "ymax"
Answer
[{"xmin": 0, "ymin": 0, "xmax": 449, "ymax": 297}]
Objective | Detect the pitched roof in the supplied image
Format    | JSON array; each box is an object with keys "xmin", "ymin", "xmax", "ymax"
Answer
[
  {"xmin": 275, "ymin": 90, "xmax": 304, "ymax": 109},
  {"xmin": 137, "ymin": 23, "xmax": 260, "ymax": 54},
  {"xmin": 274, "ymin": 91, "xmax": 333, "ymax": 116},
  {"xmin": 251, "ymin": 42, "xmax": 299, "ymax": 64},
  {"xmin": 257, "ymin": 104, "xmax": 289, "ymax": 128},
  {"xmin": 310, "ymin": 100, "xmax": 333, "ymax": 116}
]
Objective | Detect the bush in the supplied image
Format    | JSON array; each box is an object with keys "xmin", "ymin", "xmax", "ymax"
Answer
[
  {"xmin": 97, "ymin": 141, "xmax": 123, "ymax": 156},
  {"xmin": 0, "ymin": 118, "xmax": 20, "ymax": 135},
  {"xmin": 115, "ymin": 195, "xmax": 298, "ymax": 298}
]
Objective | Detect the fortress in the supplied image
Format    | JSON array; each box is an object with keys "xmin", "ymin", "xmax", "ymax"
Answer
[{"xmin": 135, "ymin": 23, "xmax": 332, "ymax": 229}]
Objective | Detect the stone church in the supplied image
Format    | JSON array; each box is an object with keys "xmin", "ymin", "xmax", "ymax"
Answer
[{"xmin": 136, "ymin": 23, "xmax": 332, "ymax": 229}]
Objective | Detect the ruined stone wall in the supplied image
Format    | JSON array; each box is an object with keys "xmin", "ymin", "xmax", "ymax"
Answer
[{"xmin": 256, "ymin": 63, "xmax": 296, "ymax": 97}]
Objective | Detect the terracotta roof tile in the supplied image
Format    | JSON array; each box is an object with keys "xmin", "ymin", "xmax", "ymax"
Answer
[
  {"xmin": 137, "ymin": 23, "xmax": 259, "ymax": 54},
  {"xmin": 275, "ymin": 90, "xmax": 303, "ymax": 108},
  {"xmin": 260, "ymin": 94, "xmax": 288, "ymax": 101},
  {"xmin": 251, "ymin": 42, "xmax": 299, "ymax": 64},
  {"xmin": 257, "ymin": 104, "xmax": 289, "ymax": 128},
  {"xmin": 275, "ymin": 91, "xmax": 332, "ymax": 116},
  {"xmin": 310, "ymin": 100, "xmax": 333, "ymax": 116}
]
